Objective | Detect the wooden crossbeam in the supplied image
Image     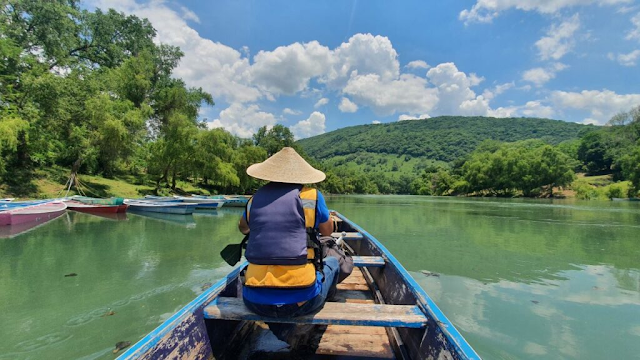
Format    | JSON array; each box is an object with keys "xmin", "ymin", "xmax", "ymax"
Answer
[
  {"xmin": 352, "ymin": 256, "xmax": 385, "ymax": 267},
  {"xmin": 204, "ymin": 297, "xmax": 427, "ymax": 328}
]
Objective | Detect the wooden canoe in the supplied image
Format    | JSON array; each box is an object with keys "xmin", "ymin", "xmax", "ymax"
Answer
[
  {"xmin": 65, "ymin": 200, "xmax": 122, "ymax": 214},
  {"xmin": 0, "ymin": 202, "xmax": 67, "ymax": 226},
  {"xmin": 116, "ymin": 211, "xmax": 480, "ymax": 360}
]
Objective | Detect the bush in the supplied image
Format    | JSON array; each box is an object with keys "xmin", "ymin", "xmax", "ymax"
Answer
[
  {"xmin": 572, "ymin": 179, "xmax": 604, "ymax": 200},
  {"xmin": 605, "ymin": 182, "xmax": 628, "ymax": 199}
]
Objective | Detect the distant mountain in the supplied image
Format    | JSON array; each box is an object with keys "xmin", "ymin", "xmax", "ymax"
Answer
[{"xmin": 298, "ymin": 116, "xmax": 594, "ymax": 163}]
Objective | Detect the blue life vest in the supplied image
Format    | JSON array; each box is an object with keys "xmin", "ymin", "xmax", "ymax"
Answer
[{"xmin": 244, "ymin": 182, "xmax": 319, "ymax": 289}]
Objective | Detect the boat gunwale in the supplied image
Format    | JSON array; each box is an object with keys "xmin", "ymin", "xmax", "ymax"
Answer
[
  {"xmin": 116, "ymin": 262, "xmax": 247, "ymax": 360},
  {"xmin": 333, "ymin": 211, "xmax": 480, "ymax": 360},
  {"xmin": 116, "ymin": 211, "xmax": 481, "ymax": 360}
]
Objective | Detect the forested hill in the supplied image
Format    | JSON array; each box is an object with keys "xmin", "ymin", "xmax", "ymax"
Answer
[{"xmin": 298, "ymin": 116, "xmax": 593, "ymax": 162}]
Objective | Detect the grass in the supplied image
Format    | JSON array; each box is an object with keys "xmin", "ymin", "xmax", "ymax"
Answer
[
  {"xmin": 578, "ymin": 174, "xmax": 613, "ymax": 187},
  {"xmin": 0, "ymin": 166, "xmax": 216, "ymax": 200}
]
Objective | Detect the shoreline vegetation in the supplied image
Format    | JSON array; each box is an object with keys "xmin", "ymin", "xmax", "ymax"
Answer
[{"xmin": 1, "ymin": 2, "xmax": 639, "ymax": 201}]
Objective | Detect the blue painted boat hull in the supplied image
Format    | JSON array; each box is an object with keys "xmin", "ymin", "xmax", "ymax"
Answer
[
  {"xmin": 117, "ymin": 211, "xmax": 480, "ymax": 360},
  {"xmin": 128, "ymin": 204, "xmax": 196, "ymax": 215}
]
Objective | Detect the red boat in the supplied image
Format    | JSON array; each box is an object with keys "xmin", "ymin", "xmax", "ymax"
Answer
[
  {"xmin": 0, "ymin": 202, "xmax": 67, "ymax": 226},
  {"xmin": 65, "ymin": 200, "xmax": 125, "ymax": 214}
]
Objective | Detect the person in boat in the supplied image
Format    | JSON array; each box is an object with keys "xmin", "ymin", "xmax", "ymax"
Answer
[{"xmin": 238, "ymin": 147, "xmax": 339, "ymax": 341}]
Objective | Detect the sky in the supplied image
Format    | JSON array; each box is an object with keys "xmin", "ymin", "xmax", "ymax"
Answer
[{"xmin": 89, "ymin": 0, "xmax": 640, "ymax": 139}]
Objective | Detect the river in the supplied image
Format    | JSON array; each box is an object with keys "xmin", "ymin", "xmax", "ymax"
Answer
[{"xmin": 1, "ymin": 196, "xmax": 639, "ymax": 359}]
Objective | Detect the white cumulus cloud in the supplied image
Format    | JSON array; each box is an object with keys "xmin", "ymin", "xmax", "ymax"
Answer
[
  {"xmin": 338, "ymin": 97, "xmax": 359, "ymax": 113},
  {"xmin": 290, "ymin": 112, "xmax": 326, "ymax": 139},
  {"xmin": 610, "ymin": 49, "xmax": 640, "ymax": 66},
  {"xmin": 251, "ymin": 41, "xmax": 332, "ymax": 96},
  {"xmin": 626, "ymin": 12, "xmax": 640, "ymax": 41},
  {"xmin": 427, "ymin": 63, "xmax": 489, "ymax": 115},
  {"xmin": 482, "ymin": 82, "xmax": 515, "ymax": 100},
  {"xmin": 90, "ymin": 0, "xmax": 261, "ymax": 104},
  {"xmin": 344, "ymin": 73, "xmax": 439, "ymax": 116},
  {"xmin": 209, "ymin": 103, "xmax": 277, "ymax": 138},
  {"xmin": 314, "ymin": 97, "xmax": 329, "ymax": 108},
  {"xmin": 551, "ymin": 89, "xmax": 640, "ymax": 124},
  {"xmin": 535, "ymin": 15, "xmax": 580, "ymax": 60},
  {"xmin": 522, "ymin": 63, "xmax": 568, "ymax": 87},
  {"xmin": 406, "ymin": 60, "xmax": 430, "ymax": 70},
  {"xmin": 283, "ymin": 108, "xmax": 302, "ymax": 115},
  {"xmin": 322, "ymin": 33, "xmax": 400, "ymax": 89},
  {"xmin": 460, "ymin": 0, "xmax": 631, "ymax": 24},
  {"xmin": 398, "ymin": 114, "xmax": 430, "ymax": 121}
]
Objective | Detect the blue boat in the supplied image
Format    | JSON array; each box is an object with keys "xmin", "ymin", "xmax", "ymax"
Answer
[
  {"xmin": 174, "ymin": 196, "xmax": 225, "ymax": 209},
  {"xmin": 125, "ymin": 200, "xmax": 197, "ymax": 215},
  {"xmin": 116, "ymin": 211, "xmax": 480, "ymax": 360},
  {"xmin": 0, "ymin": 199, "xmax": 52, "ymax": 210},
  {"xmin": 142, "ymin": 195, "xmax": 183, "ymax": 203}
]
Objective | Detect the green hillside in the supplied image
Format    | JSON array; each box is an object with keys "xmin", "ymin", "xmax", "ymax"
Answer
[{"xmin": 298, "ymin": 116, "xmax": 594, "ymax": 162}]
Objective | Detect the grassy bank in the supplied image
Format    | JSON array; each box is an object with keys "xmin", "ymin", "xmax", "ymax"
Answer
[
  {"xmin": 1, "ymin": 168, "xmax": 635, "ymax": 201},
  {"xmin": 0, "ymin": 167, "xmax": 213, "ymax": 200}
]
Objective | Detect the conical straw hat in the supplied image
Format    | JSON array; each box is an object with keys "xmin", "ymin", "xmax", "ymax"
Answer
[{"xmin": 247, "ymin": 147, "xmax": 326, "ymax": 184}]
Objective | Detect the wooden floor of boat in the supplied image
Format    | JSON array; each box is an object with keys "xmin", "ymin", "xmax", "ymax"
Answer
[{"xmin": 239, "ymin": 268, "xmax": 396, "ymax": 359}]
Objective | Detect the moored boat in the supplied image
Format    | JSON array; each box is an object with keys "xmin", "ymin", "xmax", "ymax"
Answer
[
  {"xmin": 222, "ymin": 196, "xmax": 249, "ymax": 208},
  {"xmin": 72, "ymin": 196, "xmax": 125, "ymax": 206},
  {"xmin": 174, "ymin": 196, "xmax": 225, "ymax": 209},
  {"xmin": 142, "ymin": 195, "xmax": 183, "ymax": 203},
  {"xmin": 125, "ymin": 200, "xmax": 197, "ymax": 215},
  {"xmin": 65, "ymin": 200, "xmax": 122, "ymax": 214},
  {"xmin": 0, "ymin": 199, "xmax": 50, "ymax": 210},
  {"xmin": 0, "ymin": 202, "xmax": 67, "ymax": 226},
  {"xmin": 0, "ymin": 210, "xmax": 66, "ymax": 238},
  {"xmin": 128, "ymin": 211, "xmax": 196, "ymax": 227},
  {"xmin": 117, "ymin": 211, "xmax": 480, "ymax": 360}
]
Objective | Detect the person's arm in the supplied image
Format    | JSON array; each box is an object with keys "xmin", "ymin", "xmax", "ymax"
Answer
[
  {"xmin": 315, "ymin": 190, "xmax": 332, "ymax": 236},
  {"xmin": 238, "ymin": 214, "xmax": 250, "ymax": 235},
  {"xmin": 318, "ymin": 218, "xmax": 332, "ymax": 237}
]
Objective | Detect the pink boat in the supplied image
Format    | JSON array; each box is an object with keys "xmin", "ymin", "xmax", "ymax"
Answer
[{"xmin": 0, "ymin": 202, "xmax": 67, "ymax": 226}]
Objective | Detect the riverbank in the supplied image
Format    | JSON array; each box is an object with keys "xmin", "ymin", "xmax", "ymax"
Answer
[
  {"xmin": 0, "ymin": 167, "xmax": 634, "ymax": 200},
  {"xmin": 0, "ymin": 167, "xmax": 214, "ymax": 200}
]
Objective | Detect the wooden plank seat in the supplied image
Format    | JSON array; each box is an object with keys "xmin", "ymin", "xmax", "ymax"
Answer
[
  {"xmin": 204, "ymin": 297, "xmax": 427, "ymax": 328},
  {"xmin": 331, "ymin": 232, "xmax": 363, "ymax": 240},
  {"xmin": 352, "ymin": 255, "xmax": 385, "ymax": 267}
]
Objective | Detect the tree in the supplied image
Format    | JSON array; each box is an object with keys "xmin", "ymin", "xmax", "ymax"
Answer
[
  {"xmin": 621, "ymin": 146, "xmax": 640, "ymax": 196},
  {"xmin": 253, "ymin": 124, "xmax": 296, "ymax": 156},
  {"xmin": 577, "ymin": 132, "xmax": 612, "ymax": 175}
]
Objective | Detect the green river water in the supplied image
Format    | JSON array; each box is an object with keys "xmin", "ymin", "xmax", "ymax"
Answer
[{"xmin": 1, "ymin": 196, "xmax": 639, "ymax": 359}]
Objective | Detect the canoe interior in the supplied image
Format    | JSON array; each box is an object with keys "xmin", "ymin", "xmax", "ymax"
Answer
[{"xmin": 117, "ymin": 212, "xmax": 479, "ymax": 360}]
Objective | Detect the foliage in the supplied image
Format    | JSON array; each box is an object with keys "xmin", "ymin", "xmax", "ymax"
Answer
[
  {"xmin": 299, "ymin": 116, "xmax": 590, "ymax": 162},
  {"xmin": 0, "ymin": 0, "xmax": 267, "ymax": 196},
  {"xmin": 459, "ymin": 140, "xmax": 576, "ymax": 196},
  {"xmin": 620, "ymin": 146, "xmax": 640, "ymax": 196}
]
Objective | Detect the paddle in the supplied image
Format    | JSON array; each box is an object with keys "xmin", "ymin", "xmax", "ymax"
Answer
[{"xmin": 220, "ymin": 235, "xmax": 249, "ymax": 266}]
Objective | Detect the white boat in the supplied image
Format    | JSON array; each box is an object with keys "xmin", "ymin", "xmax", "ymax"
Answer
[
  {"xmin": 173, "ymin": 196, "xmax": 225, "ymax": 209},
  {"xmin": 125, "ymin": 200, "xmax": 197, "ymax": 215}
]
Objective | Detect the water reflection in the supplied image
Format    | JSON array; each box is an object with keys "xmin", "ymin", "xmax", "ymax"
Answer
[
  {"xmin": 0, "ymin": 209, "xmax": 241, "ymax": 359},
  {"xmin": 329, "ymin": 195, "xmax": 640, "ymax": 360},
  {"xmin": 1, "ymin": 198, "xmax": 638, "ymax": 360}
]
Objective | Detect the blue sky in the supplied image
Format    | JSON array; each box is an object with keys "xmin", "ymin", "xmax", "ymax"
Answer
[{"xmin": 91, "ymin": 0, "xmax": 640, "ymax": 138}]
